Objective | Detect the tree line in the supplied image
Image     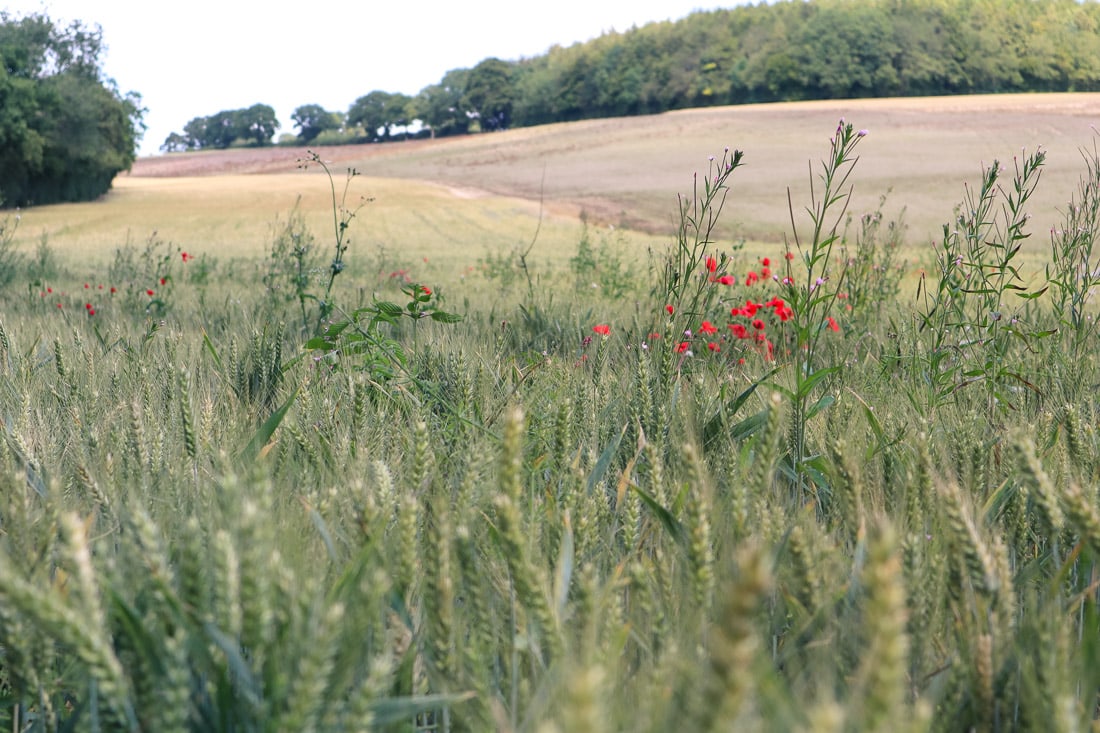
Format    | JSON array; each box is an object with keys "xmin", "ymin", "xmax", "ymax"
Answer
[
  {"xmin": 165, "ymin": 0, "xmax": 1100, "ymax": 152},
  {"xmin": 0, "ymin": 12, "xmax": 144, "ymax": 207}
]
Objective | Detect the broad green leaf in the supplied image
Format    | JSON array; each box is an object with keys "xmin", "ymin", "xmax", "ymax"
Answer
[
  {"xmin": 375, "ymin": 300, "xmax": 403, "ymax": 316},
  {"xmin": 795, "ymin": 365, "xmax": 840, "ymax": 401},
  {"xmin": 631, "ymin": 483, "xmax": 688, "ymax": 550},
  {"xmin": 587, "ymin": 424, "xmax": 626, "ymax": 494},
  {"xmin": 430, "ymin": 310, "xmax": 464, "ymax": 323},
  {"xmin": 304, "ymin": 336, "xmax": 334, "ymax": 350},
  {"xmin": 730, "ymin": 408, "xmax": 770, "ymax": 442},
  {"xmin": 239, "ymin": 385, "xmax": 299, "ymax": 464},
  {"xmin": 805, "ymin": 393, "xmax": 835, "ymax": 421}
]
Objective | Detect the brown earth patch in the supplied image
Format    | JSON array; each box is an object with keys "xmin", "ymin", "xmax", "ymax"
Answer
[{"xmin": 127, "ymin": 141, "xmax": 439, "ymax": 177}]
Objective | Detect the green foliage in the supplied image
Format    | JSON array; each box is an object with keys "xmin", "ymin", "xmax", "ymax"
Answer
[
  {"xmin": 568, "ymin": 218, "xmax": 638, "ymax": 300},
  {"xmin": 347, "ymin": 0, "xmax": 1100, "ymax": 139},
  {"xmin": 0, "ymin": 11, "xmax": 144, "ymax": 207},
  {"xmin": 413, "ymin": 68, "xmax": 471, "ymax": 137},
  {"xmin": 262, "ymin": 198, "xmax": 318, "ymax": 329},
  {"xmin": 838, "ymin": 192, "xmax": 907, "ymax": 322},
  {"xmin": 346, "ymin": 91, "xmax": 413, "ymax": 142},
  {"xmin": 168, "ymin": 103, "xmax": 279, "ymax": 151},
  {"xmin": 464, "ymin": 57, "xmax": 517, "ymax": 131},
  {"xmin": 1046, "ymin": 134, "xmax": 1100, "ymax": 355},
  {"xmin": 916, "ymin": 148, "xmax": 1050, "ymax": 418},
  {"xmin": 0, "ymin": 213, "xmax": 24, "ymax": 289},
  {"xmin": 290, "ymin": 103, "xmax": 341, "ymax": 144}
]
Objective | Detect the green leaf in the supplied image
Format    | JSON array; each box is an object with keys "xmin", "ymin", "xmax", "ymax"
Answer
[
  {"xmin": 730, "ymin": 408, "xmax": 770, "ymax": 442},
  {"xmin": 795, "ymin": 365, "xmax": 840, "ymax": 401},
  {"xmin": 239, "ymin": 385, "xmax": 299, "ymax": 464},
  {"xmin": 587, "ymin": 424, "xmax": 626, "ymax": 494},
  {"xmin": 201, "ymin": 328, "xmax": 223, "ymax": 369},
  {"xmin": 631, "ymin": 483, "xmax": 689, "ymax": 549},
  {"xmin": 304, "ymin": 336, "xmax": 334, "ymax": 350},
  {"xmin": 366, "ymin": 693, "xmax": 475, "ymax": 726},
  {"xmin": 703, "ymin": 366, "xmax": 781, "ymax": 447},
  {"xmin": 430, "ymin": 310, "xmax": 464, "ymax": 323},
  {"xmin": 323, "ymin": 321, "xmax": 350, "ymax": 338},
  {"xmin": 306, "ymin": 502, "xmax": 338, "ymax": 562},
  {"xmin": 375, "ymin": 300, "xmax": 403, "ymax": 316},
  {"xmin": 203, "ymin": 622, "xmax": 263, "ymax": 708},
  {"xmin": 805, "ymin": 393, "xmax": 835, "ymax": 421}
]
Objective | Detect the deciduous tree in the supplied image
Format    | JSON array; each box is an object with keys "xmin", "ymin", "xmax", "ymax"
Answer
[
  {"xmin": 0, "ymin": 11, "xmax": 144, "ymax": 207},
  {"xmin": 291, "ymin": 103, "xmax": 339, "ymax": 144}
]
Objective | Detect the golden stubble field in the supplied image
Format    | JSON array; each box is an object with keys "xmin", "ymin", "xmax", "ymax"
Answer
[{"xmin": 10, "ymin": 93, "xmax": 1100, "ymax": 275}]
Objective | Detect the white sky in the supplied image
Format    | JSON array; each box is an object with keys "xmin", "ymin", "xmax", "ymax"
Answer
[{"xmin": 5, "ymin": 1, "xmax": 739, "ymax": 156}]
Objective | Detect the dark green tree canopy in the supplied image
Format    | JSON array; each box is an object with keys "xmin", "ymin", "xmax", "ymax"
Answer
[
  {"xmin": 291, "ymin": 103, "xmax": 340, "ymax": 144},
  {"xmin": 167, "ymin": 104, "xmax": 280, "ymax": 151},
  {"xmin": 342, "ymin": 0, "xmax": 1100, "ymax": 139},
  {"xmin": 169, "ymin": 0, "xmax": 1100, "ymax": 147},
  {"xmin": 347, "ymin": 91, "xmax": 412, "ymax": 142},
  {"xmin": 0, "ymin": 11, "xmax": 144, "ymax": 207},
  {"xmin": 414, "ymin": 68, "xmax": 471, "ymax": 137}
]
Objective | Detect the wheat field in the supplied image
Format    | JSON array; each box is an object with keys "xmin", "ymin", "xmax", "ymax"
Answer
[{"xmin": 2, "ymin": 100, "xmax": 1100, "ymax": 732}]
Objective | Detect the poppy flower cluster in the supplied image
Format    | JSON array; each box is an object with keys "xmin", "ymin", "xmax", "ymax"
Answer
[
  {"xmin": 661, "ymin": 253, "xmax": 843, "ymax": 366},
  {"xmin": 38, "ymin": 282, "xmax": 122, "ymax": 315}
]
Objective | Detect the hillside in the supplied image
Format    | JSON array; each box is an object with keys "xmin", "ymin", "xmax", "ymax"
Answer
[{"xmin": 128, "ymin": 94, "xmax": 1100, "ymax": 246}]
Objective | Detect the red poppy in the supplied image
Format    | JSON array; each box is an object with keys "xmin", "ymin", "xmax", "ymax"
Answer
[
  {"xmin": 729, "ymin": 323, "xmax": 748, "ymax": 339},
  {"xmin": 159, "ymin": 277, "xmax": 167, "ymax": 286},
  {"xmin": 785, "ymin": 252, "xmax": 795, "ymax": 261},
  {"xmin": 707, "ymin": 342, "xmax": 720, "ymax": 352},
  {"xmin": 665, "ymin": 304, "xmax": 675, "ymax": 315},
  {"xmin": 47, "ymin": 287, "xmax": 53, "ymax": 294},
  {"xmin": 110, "ymin": 286, "xmax": 117, "ymax": 294},
  {"xmin": 677, "ymin": 341, "xmax": 691, "ymax": 353},
  {"xmin": 146, "ymin": 289, "xmax": 155, "ymax": 296},
  {"xmin": 752, "ymin": 319, "xmax": 766, "ymax": 330},
  {"xmin": 827, "ymin": 317, "xmax": 840, "ymax": 332},
  {"xmin": 87, "ymin": 308, "xmax": 95, "ymax": 316},
  {"xmin": 181, "ymin": 252, "xmax": 191, "ymax": 262},
  {"xmin": 421, "ymin": 285, "xmax": 432, "ymax": 295},
  {"xmin": 593, "ymin": 324, "xmax": 611, "ymax": 336},
  {"xmin": 761, "ymin": 257, "xmax": 771, "ymax": 267},
  {"xmin": 699, "ymin": 320, "xmax": 718, "ymax": 335},
  {"xmin": 705, "ymin": 255, "xmax": 718, "ymax": 273},
  {"xmin": 745, "ymin": 271, "xmax": 759, "ymax": 286},
  {"xmin": 84, "ymin": 283, "xmax": 89, "ymax": 289},
  {"xmin": 718, "ymin": 275, "xmax": 735, "ymax": 286}
]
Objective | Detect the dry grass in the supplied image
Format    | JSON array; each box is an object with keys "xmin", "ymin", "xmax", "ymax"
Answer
[{"xmin": 11, "ymin": 93, "xmax": 1100, "ymax": 267}]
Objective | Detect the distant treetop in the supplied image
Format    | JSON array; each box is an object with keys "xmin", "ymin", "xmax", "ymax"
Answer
[{"xmin": 165, "ymin": 0, "xmax": 1100, "ymax": 150}]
